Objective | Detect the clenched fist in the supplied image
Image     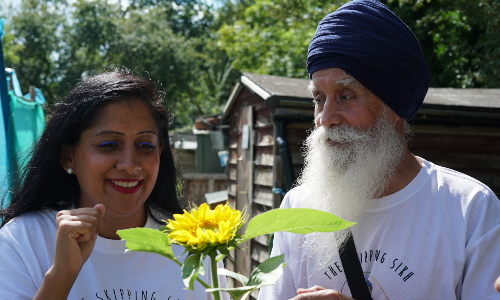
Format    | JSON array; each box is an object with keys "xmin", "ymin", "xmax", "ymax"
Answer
[{"xmin": 52, "ymin": 204, "xmax": 105, "ymax": 277}]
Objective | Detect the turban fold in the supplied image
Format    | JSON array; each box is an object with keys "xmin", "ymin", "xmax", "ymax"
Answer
[{"xmin": 307, "ymin": 0, "xmax": 429, "ymax": 121}]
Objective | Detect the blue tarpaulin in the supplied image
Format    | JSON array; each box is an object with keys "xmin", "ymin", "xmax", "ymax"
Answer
[{"xmin": 0, "ymin": 18, "xmax": 10, "ymax": 205}]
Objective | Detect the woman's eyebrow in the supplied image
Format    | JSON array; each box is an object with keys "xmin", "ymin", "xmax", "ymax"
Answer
[
  {"xmin": 92, "ymin": 130, "xmax": 124, "ymax": 137},
  {"xmin": 91, "ymin": 130, "xmax": 158, "ymax": 137},
  {"xmin": 137, "ymin": 130, "xmax": 158, "ymax": 136}
]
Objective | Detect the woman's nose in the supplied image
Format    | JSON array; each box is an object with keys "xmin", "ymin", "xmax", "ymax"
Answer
[{"xmin": 115, "ymin": 146, "xmax": 142, "ymax": 173}]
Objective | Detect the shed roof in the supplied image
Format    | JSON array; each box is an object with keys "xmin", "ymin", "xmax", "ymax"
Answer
[
  {"xmin": 423, "ymin": 88, "xmax": 500, "ymax": 109},
  {"xmin": 223, "ymin": 73, "xmax": 500, "ymax": 122},
  {"xmin": 241, "ymin": 72, "xmax": 311, "ymax": 99}
]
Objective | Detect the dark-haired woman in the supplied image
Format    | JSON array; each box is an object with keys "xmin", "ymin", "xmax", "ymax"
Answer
[{"xmin": 0, "ymin": 71, "xmax": 227, "ymax": 299}]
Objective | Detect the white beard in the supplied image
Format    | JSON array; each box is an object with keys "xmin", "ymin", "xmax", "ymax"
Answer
[
  {"xmin": 295, "ymin": 109, "xmax": 405, "ymax": 221},
  {"xmin": 293, "ymin": 109, "xmax": 406, "ymax": 272}
]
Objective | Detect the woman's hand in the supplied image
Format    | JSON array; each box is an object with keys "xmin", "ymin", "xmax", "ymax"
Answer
[
  {"xmin": 289, "ymin": 286, "xmax": 354, "ymax": 300},
  {"xmin": 495, "ymin": 276, "xmax": 500, "ymax": 293},
  {"xmin": 52, "ymin": 204, "xmax": 105, "ymax": 276},
  {"xmin": 34, "ymin": 204, "xmax": 105, "ymax": 300}
]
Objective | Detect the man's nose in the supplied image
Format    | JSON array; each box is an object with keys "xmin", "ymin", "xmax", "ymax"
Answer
[
  {"xmin": 115, "ymin": 146, "xmax": 142, "ymax": 174},
  {"xmin": 316, "ymin": 98, "xmax": 342, "ymax": 128}
]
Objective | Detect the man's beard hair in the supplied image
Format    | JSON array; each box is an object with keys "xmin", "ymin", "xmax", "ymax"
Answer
[
  {"xmin": 292, "ymin": 108, "xmax": 407, "ymax": 275},
  {"xmin": 295, "ymin": 107, "xmax": 406, "ymax": 221}
]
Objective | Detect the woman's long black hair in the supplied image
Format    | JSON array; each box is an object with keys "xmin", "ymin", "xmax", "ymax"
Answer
[{"xmin": 1, "ymin": 70, "xmax": 186, "ymax": 227}]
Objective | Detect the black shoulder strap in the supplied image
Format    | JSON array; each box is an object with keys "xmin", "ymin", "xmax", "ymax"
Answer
[{"xmin": 335, "ymin": 229, "xmax": 372, "ymax": 300}]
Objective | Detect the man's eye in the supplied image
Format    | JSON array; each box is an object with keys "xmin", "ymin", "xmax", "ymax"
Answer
[
  {"xmin": 341, "ymin": 94, "xmax": 354, "ymax": 101},
  {"xmin": 97, "ymin": 142, "xmax": 118, "ymax": 149},
  {"xmin": 137, "ymin": 142, "xmax": 156, "ymax": 150},
  {"xmin": 312, "ymin": 98, "xmax": 324, "ymax": 105}
]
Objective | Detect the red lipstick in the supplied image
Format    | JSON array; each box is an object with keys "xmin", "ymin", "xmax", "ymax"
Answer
[{"xmin": 108, "ymin": 179, "xmax": 143, "ymax": 194}]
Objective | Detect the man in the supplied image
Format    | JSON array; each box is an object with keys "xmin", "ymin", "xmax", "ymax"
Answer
[{"xmin": 258, "ymin": 1, "xmax": 500, "ymax": 299}]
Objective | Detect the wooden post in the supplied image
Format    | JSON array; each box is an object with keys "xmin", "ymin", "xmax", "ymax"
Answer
[
  {"xmin": 208, "ymin": 178, "xmax": 215, "ymax": 193},
  {"xmin": 29, "ymin": 86, "xmax": 35, "ymax": 102}
]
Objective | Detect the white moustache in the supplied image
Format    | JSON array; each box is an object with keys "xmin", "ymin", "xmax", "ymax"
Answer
[{"xmin": 315, "ymin": 125, "xmax": 371, "ymax": 144}]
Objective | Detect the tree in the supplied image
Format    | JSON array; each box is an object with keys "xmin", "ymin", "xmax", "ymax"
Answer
[
  {"xmin": 6, "ymin": 0, "xmax": 67, "ymax": 101},
  {"xmin": 217, "ymin": 0, "xmax": 500, "ymax": 88},
  {"xmin": 217, "ymin": 0, "xmax": 350, "ymax": 79},
  {"xmin": 383, "ymin": 0, "xmax": 500, "ymax": 88},
  {"xmin": 4, "ymin": 0, "xmax": 239, "ymax": 128}
]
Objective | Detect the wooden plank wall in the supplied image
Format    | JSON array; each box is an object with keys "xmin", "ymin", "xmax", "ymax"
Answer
[
  {"xmin": 411, "ymin": 125, "xmax": 500, "ymax": 195},
  {"xmin": 182, "ymin": 173, "xmax": 228, "ymax": 207},
  {"xmin": 226, "ymin": 88, "xmax": 264, "ymax": 290}
]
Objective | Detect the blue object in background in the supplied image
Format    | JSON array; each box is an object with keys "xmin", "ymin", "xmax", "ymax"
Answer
[
  {"xmin": 24, "ymin": 87, "xmax": 46, "ymax": 105},
  {"xmin": 0, "ymin": 19, "xmax": 10, "ymax": 205},
  {"xmin": 217, "ymin": 150, "xmax": 229, "ymax": 167},
  {"xmin": 5, "ymin": 68, "xmax": 23, "ymax": 98},
  {"xmin": 0, "ymin": 19, "xmax": 10, "ymax": 129}
]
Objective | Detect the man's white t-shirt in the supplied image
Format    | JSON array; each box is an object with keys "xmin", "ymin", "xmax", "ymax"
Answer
[
  {"xmin": 259, "ymin": 158, "xmax": 500, "ymax": 300},
  {"xmin": 0, "ymin": 209, "xmax": 229, "ymax": 300}
]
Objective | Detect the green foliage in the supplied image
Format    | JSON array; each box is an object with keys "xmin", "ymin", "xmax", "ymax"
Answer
[
  {"xmin": 117, "ymin": 227, "xmax": 175, "ymax": 259},
  {"xmin": 119, "ymin": 207, "xmax": 353, "ymax": 298},
  {"xmin": 206, "ymin": 254, "xmax": 285, "ymax": 300},
  {"xmin": 3, "ymin": 0, "xmax": 499, "ymax": 130},
  {"xmin": 218, "ymin": 0, "xmax": 349, "ymax": 78},
  {"xmin": 3, "ymin": 0, "xmax": 239, "ymax": 128},
  {"xmin": 217, "ymin": 0, "xmax": 500, "ymax": 88},
  {"xmin": 241, "ymin": 208, "xmax": 356, "ymax": 242},
  {"xmin": 182, "ymin": 253, "xmax": 206, "ymax": 290},
  {"xmin": 7, "ymin": 0, "xmax": 66, "ymax": 101},
  {"xmin": 384, "ymin": 0, "xmax": 500, "ymax": 88}
]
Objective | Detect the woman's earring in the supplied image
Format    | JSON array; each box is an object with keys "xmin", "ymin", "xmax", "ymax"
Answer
[{"xmin": 67, "ymin": 168, "xmax": 73, "ymax": 174}]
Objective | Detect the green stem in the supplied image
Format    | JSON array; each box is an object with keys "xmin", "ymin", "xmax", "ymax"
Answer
[
  {"xmin": 216, "ymin": 246, "xmax": 233, "ymax": 263},
  {"xmin": 216, "ymin": 238, "xmax": 248, "ymax": 262},
  {"xmin": 172, "ymin": 258, "xmax": 211, "ymax": 289},
  {"xmin": 209, "ymin": 254, "xmax": 222, "ymax": 300}
]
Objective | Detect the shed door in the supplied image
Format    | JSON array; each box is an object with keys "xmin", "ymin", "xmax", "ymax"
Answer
[{"xmin": 235, "ymin": 105, "xmax": 254, "ymax": 281}]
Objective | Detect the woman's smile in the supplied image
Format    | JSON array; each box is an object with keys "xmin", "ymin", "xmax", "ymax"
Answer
[{"xmin": 108, "ymin": 179, "xmax": 144, "ymax": 194}]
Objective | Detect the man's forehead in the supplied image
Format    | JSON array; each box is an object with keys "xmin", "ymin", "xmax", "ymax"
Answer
[{"xmin": 309, "ymin": 70, "xmax": 361, "ymax": 93}]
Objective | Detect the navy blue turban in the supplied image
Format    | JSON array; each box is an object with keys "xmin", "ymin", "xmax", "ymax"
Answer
[{"xmin": 307, "ymin": 0, "xmax": 429, "ymax": 121}]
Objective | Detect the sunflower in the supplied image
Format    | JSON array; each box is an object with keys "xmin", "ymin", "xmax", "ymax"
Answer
[{"xmin": 166, "ymin": 203, "xmax": 245, "ymax": 250}]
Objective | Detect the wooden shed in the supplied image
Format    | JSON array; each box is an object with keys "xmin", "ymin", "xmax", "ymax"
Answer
[{"xmin": 221, "ymin": 72, "xmax": 500, "ymax": 298}]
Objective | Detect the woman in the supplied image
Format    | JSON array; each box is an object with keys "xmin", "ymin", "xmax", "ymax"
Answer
[{"xmin": 0, "ymin": 71, "xmax": 226, "ymax": 299}]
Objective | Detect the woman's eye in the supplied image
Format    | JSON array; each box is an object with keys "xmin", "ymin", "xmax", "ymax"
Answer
[
  {"xmin": 137, "ymin": 142, "xmax": 156, "ymax": 150},
  {"xmin": 97, "ymin": 142, "xmax": 118, "ymax": 149}
]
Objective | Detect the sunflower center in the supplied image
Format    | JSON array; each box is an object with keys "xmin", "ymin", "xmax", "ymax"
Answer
[{"xmin": 196, "ymin": 221, "xmax": 219, "ymax": 233}]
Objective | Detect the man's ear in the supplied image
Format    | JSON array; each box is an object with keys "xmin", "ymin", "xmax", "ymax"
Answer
[{"xmin": 59, "ymin": 144, "xmax": 74, "ymax": 171}]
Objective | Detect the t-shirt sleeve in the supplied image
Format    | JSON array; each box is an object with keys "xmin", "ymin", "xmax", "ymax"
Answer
[
  {"xmin": 458, "ymin": 191, "xmax": 500, "ymax": 299},
  {"xmin": 0, "ymin": 239, "xmax": 38, "ymax": 299}
]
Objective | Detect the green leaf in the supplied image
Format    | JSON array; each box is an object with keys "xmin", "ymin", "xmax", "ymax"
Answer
[
  {"xmin": 206, "ymin": 254, "xmax": 286, "ymax": 300},
  {"xmin": 241, "ymin": 208, "xmax": 356, "ymax": 242},
  {"xmin": 246, "ymin": 254, "xmax": 285, "ymax": 286},
  {"xmin": 205, "ymin": 286, "xmax": 252, "ymax": 300},
  {"xmin": 217, "ymin": 268, "xmax": 249, "ymax": 285},
  {"xmin": 117, "ymin": 228, "xmax": 174, "ymax": 260},
  {"xmin": 182, "ymin": 253, "xmax": 206, "ymax": 290}
]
